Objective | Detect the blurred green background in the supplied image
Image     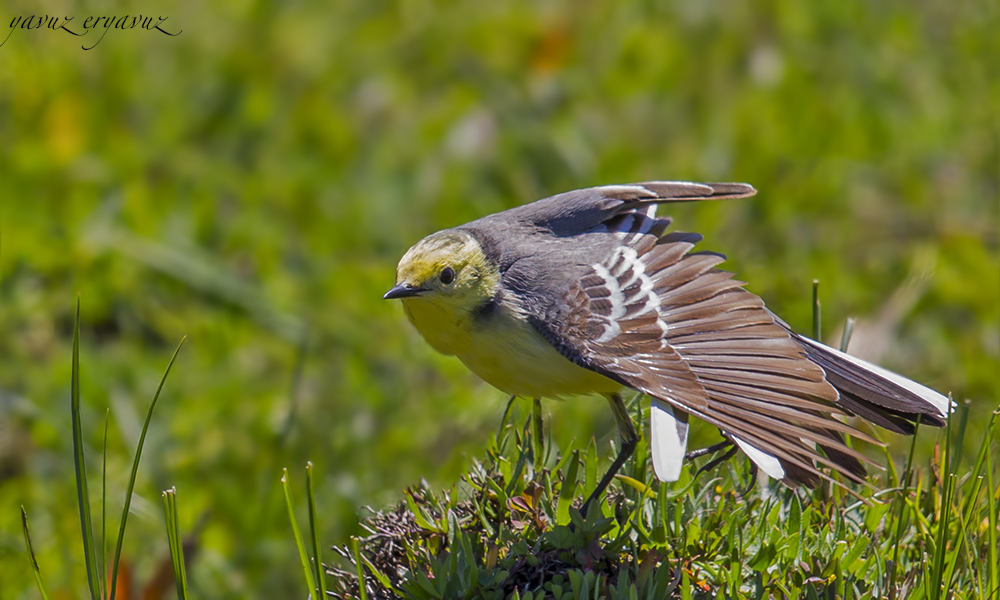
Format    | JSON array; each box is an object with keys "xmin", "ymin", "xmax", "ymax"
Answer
[{"xmin": 1, "ymin": 0, "xmax": 997, "ymax": 597}]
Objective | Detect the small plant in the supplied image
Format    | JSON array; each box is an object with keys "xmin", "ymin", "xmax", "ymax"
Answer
[
  {"xmin": 282, "ymin": 462, "xmax": 330, "ymax": 600},
  {"xmin": 21, "ymin": 301, "xmax": 189, "ymax": 600},
  {"xmin": 327, "ymin": 397, "xmax": 999, "ymax": 599}
]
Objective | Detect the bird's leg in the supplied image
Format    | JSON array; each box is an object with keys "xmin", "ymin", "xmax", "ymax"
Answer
[
  {"xmin": 685, "ymin": 439, "xmax": 733, "ymax": 461},
  {"xmin": 693, "ymin": 442, "xmax": 739, "ymax": 479},
  {"xmin": 581, "ymin": 393, "xmax": 638, "ymax": 516},
  {"xmin": 688, "ymin": 436, "xmax": 759, "ymax": 495}
]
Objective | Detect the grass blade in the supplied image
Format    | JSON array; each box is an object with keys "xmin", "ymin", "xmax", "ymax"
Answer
[
  {"xmin": 950, "ymin": 400, "xmax": 971, "ymax": 474},
  {"xmin": 351, "ymin": 537, "xmax": 369, "ymax": 600},
  {"xmin": 557, "ymin": 450, "xmax": 581, "ymax": 525},
  {"xmin": 495, "ymin": 395, "xmax": 516, "ymax": 456},
  {"xmin": 162, "ymin": 487, "xmax": 190, "ymax": 599},
  {"xmin": 70, "ymin": 299, "xmax": 102, "ymax": 600},
  {"xmin": 812, "ymin": 279, "xmax": 821, "ymax": 341},
  {"xmin": 839, "ymin": 316, "xmax": 856, "ymax": 352},
  {"xmin": 929, "ymin": 406, "xmax": 956, "ymax": 600},
  {"xmin": 931, "ymin": 474, "xmax": 955, "ymax": 600},
  {"xmin": 21, "ymin": 507, "xmax": 51, "ymax": 600},
  {"xmin": 282, "ymin": 468, "xmax": 317, "ymax": 595},
  {"xmin": 109, "ymin": 336, "xmax": 186, "ymax": 600},
  {"xmin": 101, "ymin": 408, "xmax": 109, "ymax": 597},
  {"xmin": 584, "ymin": 438, "xmax": 598, "ymax": 500},
  {"xmin": 888, "ymin": 416, "xmax": 921, "ymax": 599},
  {"xmin": 306, "ymin": 461, "xmax": 328, "ymax": 599},
  {"xmin": 532, "ymin": 398, "xmax": 544, "ymax": 473},
  {"xmin": 986, "ymin": 409, "xmax": 998, "ymax": 600},
  {"xmin": 947, "ymin": 407, "xmax": 999, "ymax": 595}
]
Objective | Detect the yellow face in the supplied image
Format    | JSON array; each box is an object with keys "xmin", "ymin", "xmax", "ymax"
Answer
[
  {"xmin": 386, "ymin": 230, "xmax": 499, "ymax": 312},
  {"xmin": 385, "ymin": 230, "xmax": 501, "ymax": 355}
]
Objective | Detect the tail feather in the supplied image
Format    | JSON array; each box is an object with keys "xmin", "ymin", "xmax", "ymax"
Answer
[
  {"xmin": 835, "ymin": 389, "xmax": 923, "ymax": 434},
  {"xmin": 818, "ymin": 432, "xmax": 870, "ymax": 480},
  {"xmin": 794, "ymin": 334, "xmax": 950, "ymax": 429},
  {"xmin": 650, "ymin": 398, "xmax": 689, "ymax": 481}
]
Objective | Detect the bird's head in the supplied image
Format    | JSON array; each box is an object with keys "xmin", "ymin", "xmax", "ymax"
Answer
[{"xmin": 384, "ymin": 230, "xmax": 498, "ymax": 311}]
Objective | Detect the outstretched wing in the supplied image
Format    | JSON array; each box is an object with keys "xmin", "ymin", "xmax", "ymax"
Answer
[
  {"xmin": 495, "ymin": 181, "xmax": 757, "ymax": 237},
  {"xmin": 525, "ymin": 201, "xmax": 878, "ymax": 488}
]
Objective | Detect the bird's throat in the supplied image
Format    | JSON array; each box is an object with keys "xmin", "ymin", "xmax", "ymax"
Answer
[{"xmin": 401, "ymin": 297, "xmax": 475, "ymax": 356}]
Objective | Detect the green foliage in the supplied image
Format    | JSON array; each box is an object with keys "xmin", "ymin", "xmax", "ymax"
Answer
[
  {"xmin": 20, "ymin": 507, "xmax": 50, "ymax": 600},
  {"xmin": 162, "ymin": 487, "xmax": 191, "ymax": 600},
  {"xmin": 282, "ymin": 467, "xmax": 319, "ymax": 596},
  {"xmin": 69, "ymin": 300, "xmax": 102, "ymax": 599},
  {"xmin": 1, "ymin": 0, "xmax": 997, "ymax": 597},
  {"xmin": 332, "ymin": 402, "xmax": 1000, "ymax": 599}
]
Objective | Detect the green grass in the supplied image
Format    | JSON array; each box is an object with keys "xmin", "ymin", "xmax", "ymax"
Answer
[
  {"xmin": 20, "ymin": 507, "xmax": 50, "ymax": 600},
  {"xmin": 162, "ymin": 487, "xmax": 191, "ymax": 600},
  {"xmin": 69, "ymin": 300, "xmax": 101, "ymax": 599},
  {"xmin": 330, "ymin": 399, "xmax": 1000, "ymax": 599},
  {"xmin": 21, "ymin": 303, "xmax": 188, "ymax": 600}
]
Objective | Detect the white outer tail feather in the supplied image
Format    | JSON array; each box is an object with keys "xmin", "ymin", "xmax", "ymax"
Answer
[
  {"xmin": 649, "ymin": 398, "xmax": 689, "ymax": 481},
  {"xmin": 731, "ymin": 436, "xmax": 786, "ymax": 480},
  {"xmin": 797, "ymin": 336, "xmax": 952, "ymax": 418}
]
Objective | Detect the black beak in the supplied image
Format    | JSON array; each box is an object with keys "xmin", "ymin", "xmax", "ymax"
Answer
[{"xmin": 383, "ymin": 283, "xmax": 425, "ymax": 300}]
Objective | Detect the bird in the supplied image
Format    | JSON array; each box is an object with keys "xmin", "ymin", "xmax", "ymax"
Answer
[{"xmin": 383, "ymin": 181, "xmax": 951, "ymax": 510}]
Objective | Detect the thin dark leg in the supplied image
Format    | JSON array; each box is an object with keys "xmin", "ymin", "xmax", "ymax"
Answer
[
  {"xmin": 695, "ymin": 444, "xmax": 738, "ymax": 478},
  {"xmin": 688, "ymin": 436, "xmax": 759, "ymax": 494},
  {"xmin": 685, "ymin": 439, "xmax": 733, "ymax": 461},
  {"xmin": 581, "ymin": 393, "xmax": 639, "ymax": 516}
]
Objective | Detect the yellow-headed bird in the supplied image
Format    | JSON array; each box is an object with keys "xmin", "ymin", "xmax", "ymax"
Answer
[{"xmin": 384, "ymin": 182, "xmax": 950, "ymax": 509}]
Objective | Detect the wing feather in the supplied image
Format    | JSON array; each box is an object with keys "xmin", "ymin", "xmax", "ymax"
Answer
[
  {"xmin": 528, "ymin": 209, "xmax": 870, "ymax": 485},
  {"xmin": 476, "ymin": 182, "xmax": 757, "ymax": 240},
  {"xmin": 511, "ymin": 182, "xmax": 946, "ymax": 489}
]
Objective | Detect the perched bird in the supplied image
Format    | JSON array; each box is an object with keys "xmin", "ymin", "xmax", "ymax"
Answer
[{"xmin": 384, "ymin": 182, "xmax": 950, "ymax": 508}]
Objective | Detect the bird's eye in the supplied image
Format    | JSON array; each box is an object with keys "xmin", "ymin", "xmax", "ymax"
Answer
[{"xmin": 439, "ymin": 267, "xmax": 455, "ymax": 285}]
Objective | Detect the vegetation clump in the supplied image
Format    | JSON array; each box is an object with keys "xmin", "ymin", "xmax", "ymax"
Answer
[{"xmin": 326, "ymin": 400, "xmax": 1000, "ymax": 599}]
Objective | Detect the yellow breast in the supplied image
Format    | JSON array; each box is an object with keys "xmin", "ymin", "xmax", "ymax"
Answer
[{"xmin": 401, "ymin": 296, "xmax": 623, "ymax": 398}]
